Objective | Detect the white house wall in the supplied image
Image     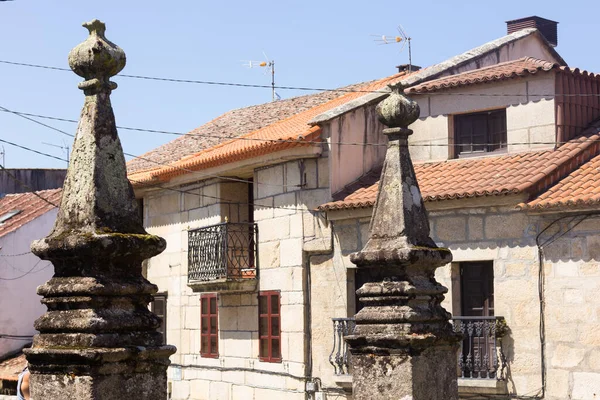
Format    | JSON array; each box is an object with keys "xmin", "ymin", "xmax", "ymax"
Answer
[
  {"xmin": 0, "ymin": 209, "xmax": 56, "ymax": 358},
  {"xmin": 326, "ymin": 106, "xmax": 388, "ymax": 195},
  {"xmin": 410, "ymin": 74, "xmax": 556, "ymax": 162}
]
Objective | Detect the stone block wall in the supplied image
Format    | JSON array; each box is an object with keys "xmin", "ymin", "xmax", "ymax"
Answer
[
  {"xmin": 428, "ymin": 206, "xmax": 600, "ymax": 400},
  {"xmin": 143, "ymin": 156, "xmax": 333, "ymax": 400},
  {"xmin": 326, "ymin": 205, "xmax": 600, "ymax": 399}
]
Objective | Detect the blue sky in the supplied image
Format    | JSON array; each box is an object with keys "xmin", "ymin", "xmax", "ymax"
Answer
[{"xmin": 1, "ymin": 0, "xmax": 599, "ymax": 169}]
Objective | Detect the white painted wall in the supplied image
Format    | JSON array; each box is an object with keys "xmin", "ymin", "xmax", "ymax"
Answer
[
  {"xmin": 410, "ymin": 74, "xmax": 556, "ymax": 162},
  {"xmin": 0, "ymin": 210, "xmax": 56, "ymax": 358},
  {"xmin": 327, "ymin": 106, "xmax": 388, "ymax": 195}
]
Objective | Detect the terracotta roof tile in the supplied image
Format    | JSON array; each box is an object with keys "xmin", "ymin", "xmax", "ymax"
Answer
[
  {"xmin": 129, "ymin": 73, "xmax": 413, "ymax": 186},
  {"xmin": 0, "ymin": 353, "xmax": 26, "ymax": 381},
  {"xmin": 525, "ymin": 152, "xmax": 600, "ymax": 210},
  {"xmin": 0, "ymin": 189, "xmax": 61, "ymax": 239},
  {"xmin": 319, "ymin": 126, "xmax": 600, "ymax": 211},
  {"xmin": 406, "ymin": 57, "xmax": 600, "ymax": 95}
]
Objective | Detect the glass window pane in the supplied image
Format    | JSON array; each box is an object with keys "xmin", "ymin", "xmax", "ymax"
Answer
[
  {"xmin": 271, "ymin": 294, "xmax": 279, "ymax": 315},
  {"xmin": 259, "ymin": 295, "xmax": 268, "ymax": 314},
  {"xmin": 259, "ymin": 338, "xmax": 269, "ymax": 358},
  {"xmin": 271, "ymin": 339, "xmax": 280, "ymax": 359},
  {"xmin": 271, "ymin": 317, "xmax": 279, "ymax": 336},
  {"xmin": 201, "ymin": 335, "xmax": 208, "ymax": 352},
  {"xmin": 210, "ymin": 336, "xmax": 218, "ymax": 354},
  {"xmin": 201, "ymin": 298, "xmax": 208, "ymax": 314},
  {"xmin": 259, "ymin": 317, "xmax": 268, "ymax": 336},
  {"xmin": 201, "ymin": 317, "xmax": 209, "ymax": 333},
  {"xmin": 210, "ymin": 317, "xmax": 217, "ymax": 334},
  {"xmin": 210, "ymin": 297, "xmax": 217, "ymax": 314}
]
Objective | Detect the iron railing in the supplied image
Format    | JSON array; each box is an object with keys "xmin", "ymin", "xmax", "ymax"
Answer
[
  {"xmin": 451, "ymin": 316, "xmax": 504, "ymax": 379},
  {"xmin": 329, "ymin": 317, "xmax": 355, "ymax": 375},
  {"xmin": 188, "ymin": 222, "xmax": 258, "ymax": 282}
]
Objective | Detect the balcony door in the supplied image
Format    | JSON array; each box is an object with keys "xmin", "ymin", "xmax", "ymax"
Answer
[
  {"xmin": 460, "ymin": 261, "xmax": 494, "ymax": 317},
  {"xmin": 459, "ymin": 261, "xmax": 496, "ymax": 378}
]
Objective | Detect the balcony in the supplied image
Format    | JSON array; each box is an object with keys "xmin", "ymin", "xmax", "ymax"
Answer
[
  {"xmin": 187, "ymin": 222, "xmax": 258, "ymax": 293},
  {"xmin": 329, "ymin": 316, "xmax": 507, "ymax": 384},
  {"xmin": 451, "ymin": 316, "xmax": 506, "ymax": 380}
]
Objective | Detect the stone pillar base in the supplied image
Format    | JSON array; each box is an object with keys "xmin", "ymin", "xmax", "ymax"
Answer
[
  {"xmin": 30, "ymin": 371, "xmax": 168, "ymax": 400},
  {"xmin": 351, "ymin": 345, "xmax": 459, "ymax": 400}
]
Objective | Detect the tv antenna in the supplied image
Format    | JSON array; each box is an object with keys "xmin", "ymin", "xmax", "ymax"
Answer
[
  {"xmin": 0, "ymin": 146, "xmax": 4, "ymax": 166},
  {"xmin": 42, "ymin": 140, "xmax": 70, "ymax": 165},
  {"xmin": 243, "ymin": 52, "xmax": 277, "ymax": 102},
  {"xmin": 371, "ymin": 25, "xmax": 413, "ymax": 71}
]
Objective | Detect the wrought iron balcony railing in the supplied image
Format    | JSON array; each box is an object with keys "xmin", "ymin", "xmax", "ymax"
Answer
[
  {"xmin": 329, "ymin": 317, "xmax": 355, "ymax": 375},
  {"xmin": 329, "ymin": 316, "xmax": 507, "ymax": 381},
  {"xmin": 188, "ymin": 222, "xmax": 258, "ymax": 282},
  {"xmin": 451, "ymin": 316, "xmax": 505, "ymax": 379}
]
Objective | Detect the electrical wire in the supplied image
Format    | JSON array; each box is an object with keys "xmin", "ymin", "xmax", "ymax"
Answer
[
  {"xmin": 0, "ymin": 334, "xmax": 33, "ymax": 341},
  {"xmin": 0, "ymin": 259, "xmax": 47, "ymax": 281},
  {"xmin": 0, "ymin": 104, "xmax": 301, "ymax": 189},
  {"xmin": 0, "ymin": 251, "xmax": 32, "ymax": 257},
  {"xmin": 2, "ymin": 107, "xmax": 600, "ymax": 149},
  {"xmin": 2, "ymin": 59, "xmax": 600, "ymax": 98},
  {"xmin": 0, "ymin": 137, "xmax": 69, "ymax": 163},
  {"xmin": 0, "ymin": 164, "xmax": 59, "ymax": 207}
]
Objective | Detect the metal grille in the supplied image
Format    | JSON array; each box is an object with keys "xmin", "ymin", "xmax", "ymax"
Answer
[
  {"xmin": 188, "ymin": 222, "xmax": 258, "ymax": 282},
  {"xmin": 329, "ymin": 317, "xmax": 355, "ymax": 375},
  {"xmin": 451, "ymin": 316, "xmax": 504, "ymax": 379}
]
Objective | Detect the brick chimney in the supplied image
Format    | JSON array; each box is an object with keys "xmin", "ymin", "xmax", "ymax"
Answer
[{"xmin": 506, "ymin": 16, "xmax": 558, "ymax": 47}]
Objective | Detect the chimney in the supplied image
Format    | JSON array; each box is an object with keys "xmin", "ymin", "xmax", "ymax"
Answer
[
  {"xmin": 396, "ymin": 64, "xmax": 421, "ymax": 73},
  {"xmin": 506, "ymin": 16, "xmax": 558, "ymax": 47}
]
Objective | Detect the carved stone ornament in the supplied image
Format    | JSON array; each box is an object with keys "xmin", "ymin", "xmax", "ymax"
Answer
[{"xmin": 25, "ymin": 20, "xmax": 175, "ymax": 400}]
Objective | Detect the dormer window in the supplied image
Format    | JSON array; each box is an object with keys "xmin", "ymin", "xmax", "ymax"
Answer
[
  {"xmin": 0, "ymin": 210, "xmax": 22, "ymax": 225},
  {"xmin": 454, "ymin": 109, "xmax": 507, "ymax": 157}
]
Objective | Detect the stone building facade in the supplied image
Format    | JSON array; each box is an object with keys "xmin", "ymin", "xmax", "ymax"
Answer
[{"xmin": 130, "ymin": 20, "xmax": 600, "ymax": 400}]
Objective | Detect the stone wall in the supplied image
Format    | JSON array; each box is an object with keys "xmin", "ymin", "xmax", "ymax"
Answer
[
  {"xmin": 144, "ymin": 156, "xmax": 333, "ymax": 400},
  {"xmin": 409, "ymin": 74, "xmax": 556, "ymax": 162},
  {"xmin": 326, "ymin": 204, "xmax": 600, "ymax": 400}
]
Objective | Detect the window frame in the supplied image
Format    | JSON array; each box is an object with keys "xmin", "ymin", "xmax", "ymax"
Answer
[
  {"xmin": 454, "ymin": 108, "xmax": 507, "ymax": 158},
  {"xmin": 258, "ymin": 291, "xmax": 282, "ymax": 363},
  {"xmin": 200, "ymin": 293, "xmax": 219, "ymax": 358},
  {"xmin": 150, "ymin": 292, "xmax": 168, "ymax": 345}
]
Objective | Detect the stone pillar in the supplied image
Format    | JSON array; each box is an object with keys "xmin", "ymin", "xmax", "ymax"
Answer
[
  {"xmin": 345, "ymin": 85, "xmax": 460, "ymax": 400},
  {"xmin": 24, "ymin": 20, "xmax": 176, "ymax": 400}
]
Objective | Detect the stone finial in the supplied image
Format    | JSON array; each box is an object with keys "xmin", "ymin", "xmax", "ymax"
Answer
[
  {"xmin": 68, "ymin": 19, "xmax": 126, "ymax": 93},
  {"xmin": 375, "ymin": 84, "xmax": 420, "ymax": 131},
  {"xmin": 345, "ymin": 85, "xmax": 459, "ymax": 399},
  {"xmin": 350, "ymin": 85, "xmax": 450, "ymax": 266},
  {"xmin": 25, "ymin": 21, "xmax": 175, "ymax": 400}
]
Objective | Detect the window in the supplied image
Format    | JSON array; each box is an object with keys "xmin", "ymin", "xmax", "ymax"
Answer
[
  {"xmin": 454, "ymin": 109, "xmax": 506, "ymax": 157},
  {"xmin": 460, "ymin": 261, "xmax": 494, "ymax": 317},
  {"xmin": 201, "ymin": 294, "xmax": 218, "ymax": 357},
  {"xmin": 259, "ymin": 291, "xmax": 281, "ymax": 362},
  {"xmin": 150, "ymin": 293, "xmax": 167, "ymax": 344}
]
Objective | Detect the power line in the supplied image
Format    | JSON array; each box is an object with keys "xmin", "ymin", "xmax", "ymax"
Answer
[
  {"xmin": 0, "ymin": 138, "xmax": 68, "ymax": 162},
  {"xmin": 0, "ymin": 104, "xmax": 300, "ymax": 189},
  {"xmin": 2, "ymin": 59, "xmax": 600, "ymax": 98},
  {"xmin": 0, "ymin": 251, "xmax": 32, "ymax": 257},
  {"xmin": 0, "ymin": 59, "xmax": 383, "ymax": 94},
  {"xmin": 0, "ymin": 259, "xmax": 48, "ymax": 281},
  {"xmin": 2, "ymin": 107, "xmax": 600, "ymax": 149},
  {"xmin": 0, "ymin": 164, "xmax": 59, "ymax": 207},
  {"xmin": 0, "ymin": 335, "xmax": 34, "ymax": 341},
  {"xmin": 0, "ymin": 137, "xmax": 316, "ymax": 214}
]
